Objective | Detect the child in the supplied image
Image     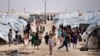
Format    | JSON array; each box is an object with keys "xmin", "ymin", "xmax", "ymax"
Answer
[
  {"xmin": 15, "ymin": 31, "xmax": 19, "ymax": 45},
  {"xmin": 44, "ymin": 32, "xmax": 49, "ymax": 45},
  {"xmin": 48, "ymin": 34, "xmax": 54, "ymax": 55},
  {"xmin": 23, "ymin": 31, "xmax": 29, "ymax": 46},
  {"xmin": 53, "ymin": 35, "xmax": 57, "ymax": 46},
  {"xmin": 72, "ymin": 32, "xmax": 78, "ymax": 48},
  {"xmin": 31, "ymin": 32, "xmax": 35, "ymax": 46},
  {"xmin": 8, "ymin": 29, "xmax": 12, "ymax": 47},
  {"xmin": 34, "ymin": 32, "xmax": 41, "ymax": 49},
  {"xmin": 58, "ymin": 35, "xmax": 69, "ymax": 52}
]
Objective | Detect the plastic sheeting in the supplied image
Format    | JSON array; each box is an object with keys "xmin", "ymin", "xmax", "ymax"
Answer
[
  {"xmin": 81, "ymin": 14, "xmax": 100, "ymax": 39},
  {"xmin": 53, "ymin": 12, "xmax": 100, "ymax": 28},
  {"xmin": 82, "ymin": 21, "xmax": 100, "ymax": 39},
  {"xmin": 87, "ymin": 15, "xmax": 100, "ymax": 24},
  {"xmin": 53, "ymin": 12, "xmax": 86, "ymax": 28},
  {"xmin": 0, "ymin": 14, "xmax": 27, "ymax": 42}
]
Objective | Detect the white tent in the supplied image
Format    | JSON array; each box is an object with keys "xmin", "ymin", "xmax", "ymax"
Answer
[
  {"xmin": 53, "ymin": 12, "xmax": 100, "ymax": 28},
  {"xmin": 0, "ymin": 14, "xmax": 27, "ymax": 42},
  {"xmin": 82, "ymin": 15, "xmax": 100, "ymax": 39},
  {"xmin": 87, "ymin": 15, "xmax": 100, "ymax": 24},
  {"xmin": 53, "ymin": 12, "xmax": 86, "ymax": 28}
]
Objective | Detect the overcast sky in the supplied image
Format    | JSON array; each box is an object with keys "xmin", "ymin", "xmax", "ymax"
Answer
[{"xmin": 0, "ymin": 0, "xmax": 100, "ymax": 13}]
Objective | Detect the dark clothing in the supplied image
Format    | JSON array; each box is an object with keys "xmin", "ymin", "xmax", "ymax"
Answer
[
  {"xmin": 8, "ymin": 32, "xmax": 12, "ymax": 47},
  {"xmin": 35, "ymin": 34, "xmax": 39, "ymax": 40},
  {"xmin": 52, "ymin": 26, "xmax": 56, "ymax": 35},
  {"xmin": 15, "ymin": 34, "xmax": 19, "ymax": 44},
  {"xmin": 27, "ymin": 23, "xmax": 31, "ymax": 30},
  {"xmin": 8, "ymin": 32, "xmax": 12, "ymax": 40},
  {"xmin": 31, "ymin": 34, "xmax": 35, "ymax": 45},
  {"xmin": 15, "ymin": 35, "xmax": 18, "ymax": 39},
  {"xmin": 44, "ymin": 35, "xmax": 49, "ymax": 44},
  {"xmin": 61, "ymin": 31, "xmax": 67, "ymax": 38},
  {"xmin": 64, "ymin": 36, "xmax": 70, "ymax": 43},
  {"xmin": 58, "ymin": 36, "xmax": 69, "ymax": 51},
  {"xmin": 58, "ymin": 41, "xmax": 68, "ymax": 51},
  {"xmin": 52, "ymin": 26, "xmax": 56, "ymax": 32},
  {"xmin": 26, "ymin": 23, "xmax": 31, "ymax": 35},
  {"xmin": 18, "ymin": 35, "xmax": 24, "ymax": 44},
  {"xmin": 15, "ymin": 34, "xmax": 24, "ymax": 44},
  {"xmin": 34, "ymin": 33, "xmax": 41, "ymax": 46},
  {"xmin": 79, "ymin": 36, "xmax": 82, "ymax": 42},
  {"xmin": 72, "ymin": 35, "xmax": 78, "ymax": 44}
]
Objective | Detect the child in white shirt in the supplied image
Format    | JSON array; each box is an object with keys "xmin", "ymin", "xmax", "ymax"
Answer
[{"xmin": 48, "ymin": 34, "xmax": 54, "ymax": 55}]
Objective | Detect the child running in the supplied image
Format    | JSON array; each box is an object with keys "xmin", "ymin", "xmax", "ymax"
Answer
[
  {"xmin": 48, "ymin": 34, "xmax": 55, "ymax": 55},
  {"xmin": 58, "ymin": 34, "xmax": 69, "ymax": 52}
]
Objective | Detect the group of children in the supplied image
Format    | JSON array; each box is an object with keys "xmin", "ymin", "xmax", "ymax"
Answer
[
  {"xmin": 57, "ymin": 24, "xmax": 83, "ymax": 51},
  {"xmin": 7, "ymin": 23, "xmax": 83, "ymax": 55}
]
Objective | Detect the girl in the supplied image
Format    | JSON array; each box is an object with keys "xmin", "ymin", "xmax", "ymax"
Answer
[{"xmin": 72, "ymin": 32, "xmax": 78, "ymax": 48}]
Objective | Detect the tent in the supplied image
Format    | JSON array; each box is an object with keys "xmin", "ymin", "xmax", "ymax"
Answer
[
  {"xmin": 53, "ymin": 12, "xmax": 86, "ymax": 28},
  {"xmin": 87, "ymin": 15, "xmax": 100, "ymax": 24},
  {"xmin": 0, "ymin": 14, "xmax": 27, "ymax": 42},
  {"xmin": 82, "ymin": 15, "xmax": 100, "ymax": 39}
]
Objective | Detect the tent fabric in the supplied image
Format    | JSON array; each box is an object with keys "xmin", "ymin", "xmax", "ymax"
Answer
[
  {"xmin": 81, "ymin": 14, "xmax": 100, "ymax": 39},
  {"xmin": 82, "ymin": 21, "xmax": 100, "ymax": 39},
  {"xmin": 87, "ymin": 15, "xmax": 100, "ymax": 24},
  {"xmin": 53, "ymin": 12, "xmax": 86, "ymax": 28},
  {"xmin": 53, "ymin": 12, "xmax": 100, "ymax": 28},
  {"xmin": 0, "ymin": 14, "xmax": 27, "ymax": 42}
]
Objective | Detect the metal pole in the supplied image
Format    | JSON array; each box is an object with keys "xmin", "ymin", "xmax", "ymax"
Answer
[
  {"xmin": 44, "ymin": 0, "xmax": 47, "ymax": 24},
  {"xmin": 45, "ymin": 1, "xmax": 46, "ymax": 19},
  {"xmin": 93, "ymin": 11, "xmax": 94, "ymax": 18},
  {"xmin": 8, "ymin": 0, "xmax": 10, "ymax": 13}
]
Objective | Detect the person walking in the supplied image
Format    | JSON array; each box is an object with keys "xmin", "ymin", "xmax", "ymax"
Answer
[
  {"xmin": 72, "ymin": 32, "xmax": 78, "ymax": 48},
  {"xmin": 31, "ymin": 32, "xmax": 35, "ymax": 46},
  {"xmin": 57, "ymin": 28, "xmax": 62, "ymax": 40},
  {"xmin": 52, "ymin": 25, "xmax": 56, "ymax": 35},
  {"xmin": 34, "ymin": 32, "xmax": 40, "ymax": 49},
  {"xmin": 15, "ymin": 31, "xmax": 19, "ymax": 45},
  {"xmin": 44, "ymin": 32, "xmax": 49, "ymax": 45},
  {"xmin": 8, "ymin": 29, "xmax": 12, "ymax": 47},
  {"xmin": 26, "ymin": 22, "xmax": 31, "ymax": 36}
]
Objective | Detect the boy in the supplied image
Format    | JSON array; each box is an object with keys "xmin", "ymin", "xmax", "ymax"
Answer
[{"xmin": 58, "ymin": 35, "xmax": 69, "ymax": 51}]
